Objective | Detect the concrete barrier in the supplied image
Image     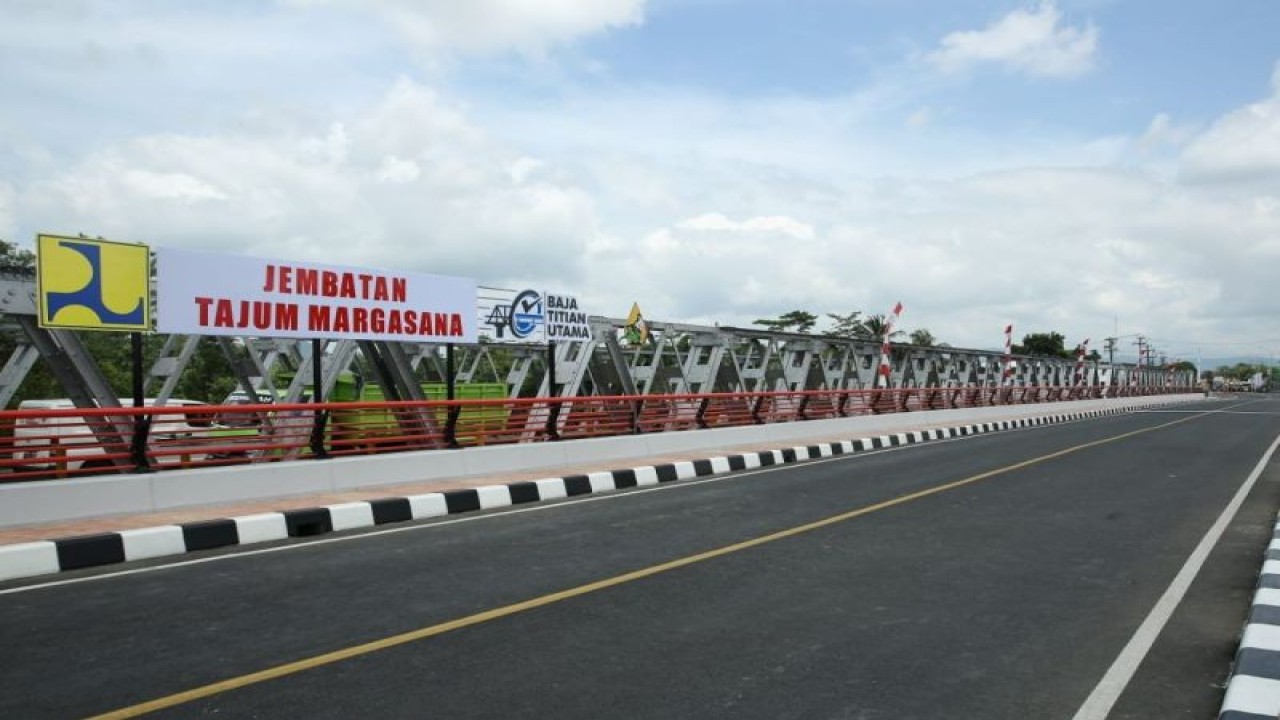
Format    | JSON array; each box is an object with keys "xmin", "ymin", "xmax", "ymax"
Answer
[{"xmin": 0, "ymin": 394, "xmax": 1204, "ymax": 528}]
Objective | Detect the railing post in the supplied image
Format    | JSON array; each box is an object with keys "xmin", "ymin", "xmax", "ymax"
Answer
[
  {"xmin": 546, "ymin": 400, "xmax": 562, "ymax": 441},
  {"xmin": 52, "ymin": 438, "xmax": 67, "ymax": 479},
  {"xmin": 444, "ymin": 405, "xmax": 461, "ymax": 448},
  {"xmin": 309, "ymin": 409, "xmax": 330, "ymax": 458},
  {"xmin": 131, "ymin": 415, "xmax": 153, "ymax": 473}
]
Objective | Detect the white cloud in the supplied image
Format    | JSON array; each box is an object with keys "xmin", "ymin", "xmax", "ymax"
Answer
[
  {"xmin": 926, "ymin": 1, "xmax": 1098, "ymax": 78},
  {"xmin": 1136, "ymin": 113, "xmax": 1197, "ymax": 152},
  {"xmin": 1179, "ymin": 65, "xmax": 1280, "ymax": 184},
  {"xmin": 596, "ymin": 217, "xmax": 843, "ymax": 324},
  {"xmin": 0, "ymin": 183, "xmax": 15, "ymax": 241},
  {"xmin": 3, "ymin": 4, "xmax": 1278, "ymax": 359},
  {"xmin": 375, "ymin": 156, "xmax": 421, "ymax": 184},
  {"xmin": 13, "ymin": 62, "xmax": 1279, "ymax": 353},
  {"xmin": 293, "ymin": 0, "xmax": 646, "ymax": 54},
  {"xmin": 437, "ymin": 67, "xmax": 1280, "ymax": 351},
  {"xmin": 121, "ymin": 170, "xmax": 228, "ymax": 201},
  {"xmin": 18, "ymin": 79, "xmax": 602, "ymax": 286},
  {"xmin": 905, "ymin": 107, "xmax": 933, "ymax": 130},
  {"xmin": 676, "ymin": 213, "xmax": 815, "ymax": 240}
]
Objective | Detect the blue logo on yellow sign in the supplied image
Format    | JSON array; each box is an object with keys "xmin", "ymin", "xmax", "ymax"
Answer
[{"xmin": 37, "ymin": 235, "xmax": 151, "ymax": 331}]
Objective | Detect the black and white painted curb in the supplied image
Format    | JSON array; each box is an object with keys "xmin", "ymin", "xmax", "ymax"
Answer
[
  {"xmin": 1219, "ymin": 513, "xmax": 1280, "ymax": 719},
  {"xmin": 0, "ymin": 403, "xmax": 1181, "ymax": 583}
]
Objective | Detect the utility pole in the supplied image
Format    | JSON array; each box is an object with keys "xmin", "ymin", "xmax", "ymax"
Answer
[
  {"xmin": 1134, "ymin": 336, "xmax": 1147, "ymax": 367},
  {"xmin": 1104, "ymin": 337, "xmax": 1116, "ymax": 366}
]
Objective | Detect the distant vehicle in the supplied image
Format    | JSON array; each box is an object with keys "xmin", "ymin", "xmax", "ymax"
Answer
[
  {"xmin": 216, "ymin": 389, "xmax": 310, "ymax": 428},
  {"xmin": 220, "ymin": 389, "xmax": 310, "ymax": 405},
  {"xmin": 11, "ymin": 398, "xmax": 211, "ymax": 470}
]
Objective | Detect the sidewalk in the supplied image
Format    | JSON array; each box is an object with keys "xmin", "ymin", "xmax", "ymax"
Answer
[
  {"xmin": 0, "ymin": 422, "xmax": 947, "ymax": 546},
  {"xmin": 0, "ymin": 398, "xmax": 1204, "ymax": 582}
]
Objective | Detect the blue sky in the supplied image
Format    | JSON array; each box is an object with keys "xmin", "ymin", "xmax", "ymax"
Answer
[{"xmin": 2, "ymin": 1, "xmax": 1278, "ymax": 366}]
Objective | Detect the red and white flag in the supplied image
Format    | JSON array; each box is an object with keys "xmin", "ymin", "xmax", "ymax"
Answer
[
  {"xmin": 876, "ymin": 302, "xmax": 904, "ymax": 388},
  {"xmin": 1073, "ymin": 338, "xmax": 1090, "ymax": 386},
  {"xmin": 1002, "ymin": 324, "xmax": 1014, "ymax": 383}
]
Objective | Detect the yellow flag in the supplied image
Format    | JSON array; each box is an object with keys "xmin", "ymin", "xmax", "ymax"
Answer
[{"xmin": 623, "ymin": 302, "xmax": 649, "ymax": 345}]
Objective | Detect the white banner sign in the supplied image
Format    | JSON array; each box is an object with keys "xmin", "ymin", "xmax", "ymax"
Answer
[
  {"xmin": 477, "ymin": 288, "xmax": 592, "ymax": 343},
  {"xmin": 156, "ymin": 248, "xmax": 477, "ymax": 342},
  {"xmin": 544, "ymin": 292, "xmax": 592, "ymax": 341}
]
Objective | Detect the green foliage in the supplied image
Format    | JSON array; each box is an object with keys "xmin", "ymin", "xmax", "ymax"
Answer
[
  {"xmin": 825, "ymin": 311, "xmax": 867, "ymax": 338},
  {"xmin": 908, "ymin": 328, "xmax": 936, "ymax": 346},
  {"xmin": 861, "ymin": 315, "xmax": 904, "ymax": 341},
  {"xmin": 171, "ymin": 338, "xmax": 238, "ymax": 402},
  {"xmin": 1214, "ymin": 362, "xmax": 1269, "ymax": 381},
  {"xmin": 1013, "ymin": 332, "xmax": 1071, "ymax": 358},
  {"xmin": 753, "ymin": 309, "xmax": 817, "ymax": 334},
  {"xmin": 7, "ymin": 332, "xmax": 137, "ymax": 406},
  {"xmin": 0, "ymin": 238, "xmax": 35, "ymax": 275}
]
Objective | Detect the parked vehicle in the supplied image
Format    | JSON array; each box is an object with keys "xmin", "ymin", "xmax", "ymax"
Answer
[
  {"xmin": 214, "ymin": 389, "xmax": 309, "ymax": 428},
  {"xmin": 11, "ymin": 398, "xmax": 211, "ymax": 471}
]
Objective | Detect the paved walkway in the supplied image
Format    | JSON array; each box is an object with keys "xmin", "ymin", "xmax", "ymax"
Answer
[
  {"xmin": 0, "ymin": 397, "xmax": 1208, "ymax": 548},
  {"xmin": 0, "ymin": 417, "xmax": 985, "ymax": 545}
]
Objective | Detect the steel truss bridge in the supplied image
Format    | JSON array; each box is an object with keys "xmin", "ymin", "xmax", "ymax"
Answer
[
  {"xmin": 0, "ymin": 275, "xmax": 1188, "ymax": 411},
  {"xmin": 0, "ymin": 273, "xmax": 1197, "ymax": 480}
]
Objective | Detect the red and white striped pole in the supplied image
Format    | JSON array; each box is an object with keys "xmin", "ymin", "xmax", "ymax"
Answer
[
  {"xmin": 876, "ymin": 301, "xmax": 904, "ymax": 389},
  {"xmin": 1002, "ymin": 324, "xmax": 1014, "ymax": 386},
  {"xmin": 1074, "ymin": 338, "xmax": 1090, "ymax": 386}
]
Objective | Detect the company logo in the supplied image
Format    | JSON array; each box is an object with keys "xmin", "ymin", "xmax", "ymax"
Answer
[
  {"xmin": 37, "ymin": 235, "xmax": 150, "ymax": 331},
  {"xmin": 508, "ymin": 289, "xmax": 544, "ymax": 339},
  {"xmin": 483, "ymin": 288, "xmax": 545, "ymax": 341}
]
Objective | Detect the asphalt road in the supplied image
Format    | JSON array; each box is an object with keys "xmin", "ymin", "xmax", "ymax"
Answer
[{"xmin": 2, "ymin": 397, "xmax": 1279, "ymax": 719}]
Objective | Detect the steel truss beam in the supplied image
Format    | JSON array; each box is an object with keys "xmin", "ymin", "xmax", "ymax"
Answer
[{"xmin": 0, "ymin": 273, "xmax": 1196, "ymax": 409}]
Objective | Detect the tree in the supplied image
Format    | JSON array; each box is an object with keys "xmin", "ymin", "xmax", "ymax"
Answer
[
  {"xmin": 825, "ymin": 311, "xmax": 866, "ymax": 339},
  {"xmin": 862, "ymin": 315, "xmax": 904, "ymax": 341},
  {"xmin": 1013, "ymin": 332, "xmax": 1071, "ymax": 359},
  {"xmin": 0, "ymin": 238, "xmax": 35, "ymax": 275},
  {"xmin": 1216, "ymin": 363, "xmax": 1263, "ymax": 381},
  {"xmin": 908, "ymin": 329, "xmax": 936, "ymax": 347},
  {"xmin": 172, "ymin": 338, "xmax": 239, "ymax": 403},
  {"xmin": 753, "ymin": 309, "xmax": 817, "ymax": 334}
]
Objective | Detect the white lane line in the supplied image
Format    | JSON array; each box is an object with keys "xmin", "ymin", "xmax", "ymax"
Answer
[
  {"xmin": 1071, "ymin": 431, "xmax": 1280, "ymax": 720},
  {"xmin": 0, "ymin": 410, "xmax": 1178, "ymax": 596},
  {"xmin": 0, "ymin": 437, "xmax": 951, "ymax": 595}
]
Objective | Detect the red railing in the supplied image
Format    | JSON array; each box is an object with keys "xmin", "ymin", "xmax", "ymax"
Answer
[{"xmin": 0, "ymin": 384, "xmax": 1194, "ymax": 482}]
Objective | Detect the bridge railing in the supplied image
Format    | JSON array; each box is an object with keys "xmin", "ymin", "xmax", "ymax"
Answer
[{"xmin": 0, "ymin": 384, "xmax": 1195, "ymax": 482}]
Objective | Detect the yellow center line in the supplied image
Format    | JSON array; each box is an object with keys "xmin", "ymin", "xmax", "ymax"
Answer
[{"xmin": 91, "ymin": 410, "xmax": 1211, "ymax": 719}]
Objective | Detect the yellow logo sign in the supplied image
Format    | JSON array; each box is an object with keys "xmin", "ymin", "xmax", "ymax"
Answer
[{"xmin": 37, "ymin": 234, "xmax": 151, "ymax": 331}]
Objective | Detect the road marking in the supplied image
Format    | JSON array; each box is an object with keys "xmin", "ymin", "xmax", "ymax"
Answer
[
  {"xmin": 88, "ymin": 411, "xmax": 1214, "ymax": 719},
  {"xmin": 0, "ymin": 412, "xmax": 1089, "ymax": 596},
  {"xmin": 1, "ymin": 438, "xmax": 938, "ymax": 596},
  {"xmin": 1141, "ymin": 409, "xmax": 1280, "ymax": 415},
  {"xmin": 1071, "ymin": 430, "xmax": 1280, "ymax": 720}
]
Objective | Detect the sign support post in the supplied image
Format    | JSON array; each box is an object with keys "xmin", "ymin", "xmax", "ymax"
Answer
[
  {"xmin": 129, "ymin": 331, "xmax": 152, "ymax": 472},
  {"xmin": 444, "ymin": 343, "xmax": 459, "ymax": 448},
  {"xmin": 546, "ymin": 341, "xmax": 560, "ymax": 440},
  {"xmin": 130, "ymin": 333, "xmax": 144, "ymax": 408},
  {"xmin": 308, "ymin": 338, "xmax": 329, "ymax": 458}
]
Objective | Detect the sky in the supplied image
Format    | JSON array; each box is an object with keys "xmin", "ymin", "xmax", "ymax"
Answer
[{"xmin": 2, "ymin": 0, "xmax": 1278, "ymax": 366}]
